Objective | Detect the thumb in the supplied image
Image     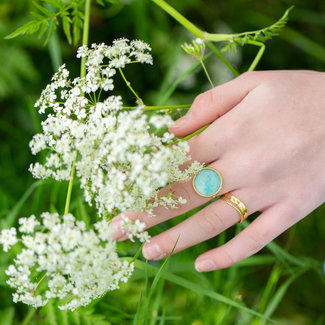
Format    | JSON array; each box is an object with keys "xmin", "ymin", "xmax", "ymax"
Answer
[{"xmin": 169, "ymin": 71, "xmax": 262, "ymax": 137}]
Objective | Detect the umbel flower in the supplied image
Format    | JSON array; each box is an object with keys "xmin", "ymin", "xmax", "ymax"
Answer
[
  {"xmin": 29, "ymin": 39, "xmax": 202, "ymax": 217},
  {"xmin": 0, "ymin": 39, "xmax": 203, "ymax": 310},
  {"xmin": 1, "ymin": 213, "xmax": 133, "ymax": 310}
]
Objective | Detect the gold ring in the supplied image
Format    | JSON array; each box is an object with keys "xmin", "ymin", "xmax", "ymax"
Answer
[{"xmin": 221, "ymin": 193, "xmax": 248, "ymax": 223}]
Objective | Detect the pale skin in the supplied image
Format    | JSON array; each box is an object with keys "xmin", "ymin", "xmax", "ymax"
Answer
[{"xmin": 110, "ymin": 70, "xmax": 325, "ymax": 272}]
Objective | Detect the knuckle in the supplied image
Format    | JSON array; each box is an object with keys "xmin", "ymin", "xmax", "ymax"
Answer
[
  {"xmin": 215, "ymin": 248, "xmax": 236, "ymax": 268},
  {"xmin": 198, "ymin": 209, "xmax": 225, "ymax": 237},
  {"xmin": 228, "ymin": 119, "xmax": 245, "ymax": 140},
  {"xmin": 246, "ymin": 231, "xmax": 266, "ymax": 254},
  {"xmin": 241, "ymin": 70, "xmax": 259, "ymax": 80},
  {"xmin": 174, "ymin": 184, "xmax": 191, "ymax": 202},
  {"xmin": 192, "ymin": 90, "xmax": 214, "ymax": 110}
]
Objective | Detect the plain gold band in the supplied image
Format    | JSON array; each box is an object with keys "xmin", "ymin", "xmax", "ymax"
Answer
[{"xmin": 221, "ymin": 193, "xmax": 248, "ymax": 223}]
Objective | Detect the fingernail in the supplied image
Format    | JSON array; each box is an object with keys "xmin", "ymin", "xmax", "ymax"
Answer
[
  {"xmin": 109, "ymin": 219, "xmax": 123, "ymax": 240},
  {"xmin": 143, "ymin": 242, "xmax": 164, "ymax": 260},
  {"xmin": 195, "ymin": 259, "xmax": 216, "ymax": 272},
  {"xmin": 171, "ymin": 112, "xmax": 192, "ymax": 129}
]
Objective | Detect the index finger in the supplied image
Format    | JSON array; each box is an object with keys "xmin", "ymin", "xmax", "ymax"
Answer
[{"xmin": 169, "ymin": 71, "xmax": 262, "ymax": 137}]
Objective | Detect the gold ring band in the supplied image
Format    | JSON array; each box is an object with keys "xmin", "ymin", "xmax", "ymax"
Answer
[
  {"xmin": 220, "ymin": 197, "xmax": 243, "ymax": 220},
  {"xmin": 221, "ymin": 193, "xmax": 248, "ymax": 223}
]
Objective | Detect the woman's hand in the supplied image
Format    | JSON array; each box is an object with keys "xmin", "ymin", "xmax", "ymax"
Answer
[{"xmin": 111, "ymin": 70, "xmax": 325, "ymax": 271}]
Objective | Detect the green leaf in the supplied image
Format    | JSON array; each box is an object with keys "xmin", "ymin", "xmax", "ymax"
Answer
[
  {"xmin": 44, "ymin": 18, "xmax": 58, "ymax": 45},
  {"xmin": 33, "ymin": 1, "xmax": 54, "ymax": 17},
  {"xmin": 1, "ymin": 180, "xmax": 43, "ymax": 229},
  {"xmin": 80, "ymin": 309, "xmax": 111, "ymax": 325},
  {"xmin": 40, "ymin": 302, "xmax": 58, "ymax": 325},
  {"xmin": 2, "ymin": 307, "xmax": 14, "ymax": 325},
  {"xmin": 5, "ymin": 20, "xmax": 41, "ymax": 39},
  {"xmin": 134, "ymin": 260, "xmax": 273, "ymax": 321},
  {"xmin": 264, "ymin": 268, "xmax": 306, "ymax": 319},
  {"xmin": 133, "ymin": 291, "xmax": 143, "ymax": 325},
  {"xmin": 58, "ymin": 310, "xmax": 69, "ymax": 325},
  {"xmin": 69, "ymin": 310, "xmax": 81, "ymax": 325},
  {"xmin": 72, "ymin": 10, "xmax": 83, "ymax": 45},
  {"xmin": 233, "ymin": 6, "xmax": 294, "ymax": 45},
  {"xmin": 38, "ymin": 20, "xmax": 49, "ymax": 39},
  {"xmin": 43, "ymin": 0, "xmax": 65, "ymax": 10},
  {"xmin": 158, "ymin": 309, "xmax": 166, "ymax": 325},
  {"xmin": 30, "ymin": 11, "xmax": 46, "ymax": 20},
  {"xmin": 62, "ymin": 14, "xmax": 72, "ymax": 44}
]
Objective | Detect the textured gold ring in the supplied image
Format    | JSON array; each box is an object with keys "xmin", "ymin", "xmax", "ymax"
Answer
[{"xmin": 221, "ymin": 193, "xmax": 248, "ymax": 223}]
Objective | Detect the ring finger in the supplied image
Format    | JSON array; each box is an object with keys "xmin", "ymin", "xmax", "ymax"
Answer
[{"xmin": 141, "ymin": 188, "xmax": 264, "ymax": 260}]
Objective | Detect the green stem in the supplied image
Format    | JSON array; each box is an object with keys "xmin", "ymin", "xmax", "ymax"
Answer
[
  {"xmin": 159, "ymin": 52, "xmax": 213, "ymax": 105},
  {"xmin": 119, "ymin": 67, "xmax": 144, "ymax": 105},
  {"xmin": 207, "ymin": 42, "xmax": 240, "ymax": 77},
  {"xmin": 180, "ymin": 124, "xmax": 210, "ymax": 141},
  {"xmin": 123, "ymin": 104, "xmax": 190, "ymax": 110},
  {"xmin": 64, "ymin": 0, "xmax": 91, "ymax": 215},
  {"xmin": 80, "ymin": 0, "xmax": 91, "ymax": 78},
  {"xmin": 247, "ymin": 40, "xmax": 265, "ymax": 71},
  {"xmin": 21, "ymin": 309, "xmax": 36, "ymax": 325},
  {"xmin": 170, "ymin": 124, "xmax": 210, "ymax": 146},
  {"xmin": 199, "ymin": 59, "xmax": 214, "ymax": 88},
  {"xmin": 152, "ymin": 0, "xmax": 203, "ymax": 38},
  {"xmin": 151, "ymin": 0, "xmax": 238, "ymax": 76},
  {"xmin": 152, "ymin": 0, "xmax": 290, "ymax": 43},
  {"xmin": 64, "ymin": 160, "xmax": 76, "ymax": 215},
  {"xmin": 34, "ymin": 272, "xmax": 47, "ymax": 291}
]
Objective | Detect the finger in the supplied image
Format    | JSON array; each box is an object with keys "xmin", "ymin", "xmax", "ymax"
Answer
[
  {"xmin": 186, "ymin": 106, "xmax": 245, "ymax": 164},
  {"xmin": 110, "ymin": 158, "xmax": 240, "ymax": 240},
  {"xmin": 195, "ymin": 203, "xmax": 298, "ymax": 271},
  {"xmin": 169, "ymin": 71, "xmax": 262, "ymax": 137},
  {"xmin": 142, "ymin": 189, "xmax": 257, "ymax": 260}
]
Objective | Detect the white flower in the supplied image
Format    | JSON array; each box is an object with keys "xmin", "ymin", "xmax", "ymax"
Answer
[
  {"xmin": 18, "ymin": 215, "xmax": 40, "ymax": 233},
  {"xmin": 120, "ymin": 214, "xmax": 150, "ymax": 243},
  {"xmin": 29, "ymin": 40, "xmax": 202, "ymax": 217},
  {"xmin": 149, "ymin": 114, "xmax": 174, "ymax": 129},
  {"xmin": 76, "ymin": 45, "xmax": 88, "ymax": 58},
  {"xmin": 2, "ymin": 212, "xmax": 133, "ymax": 310},
  {"xmin": 0, "ymin": 228, "xmax": 18, "ymax": 252}
]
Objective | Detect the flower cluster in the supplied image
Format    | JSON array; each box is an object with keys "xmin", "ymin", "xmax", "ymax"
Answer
[
  {"xmin": 30, "ymin": 39, "xmax": 202, "ymax": 217},
  {"xmin": 120, "ymin": 214, "xmax": 150, "ymax": 243},
  {"xmin": 1, "ymin": 39, "xmax": 203, "ymax": 311},
  {"xmin": 0, "ymin": 213, "xmax": 133, "ymax": 310},
  {"xmin": 181, "ymin": 38, "xmax": 206, "ymax": 60}
]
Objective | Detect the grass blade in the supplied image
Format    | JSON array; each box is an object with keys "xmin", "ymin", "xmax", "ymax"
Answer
[
  {"xmin": 158, "ymin": 52, "xmax": 212, "ymax": 105},
  {"xmin": 1, "ymin": 180, "xmax": 43, "ymax": 228},
  {"xmin": 263, "ymin": 268, "xmax": 306, "ymax": 320},
  {"xmin": 134, "ymin": 259, "xmax": 272, "ymax": 321}
]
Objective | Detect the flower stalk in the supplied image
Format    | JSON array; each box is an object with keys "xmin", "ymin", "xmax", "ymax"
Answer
[
  {"xmin": 119, "ymin": 67, "xmax": 144, "ymax": 105},
  {"xmin": 63, "ymin": 0, "xmax": 91, "ymax": 215}
]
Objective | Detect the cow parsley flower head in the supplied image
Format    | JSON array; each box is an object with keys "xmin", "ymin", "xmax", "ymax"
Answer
[
  {"xmin": 10, "ymin": 40, "xmax": 204, "ymax": 311},
  {"xmin": 2, "ymin": 212, "xmax": 133, "ymax": 310},
  {"xmin": 29, "ymin": 40, "xmax": 203, "ymax": 217}
]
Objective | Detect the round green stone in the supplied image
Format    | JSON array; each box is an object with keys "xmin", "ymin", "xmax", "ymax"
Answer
[{"xmin": 193, "ymin": 168, "xmax": 222, "ymax": 197}]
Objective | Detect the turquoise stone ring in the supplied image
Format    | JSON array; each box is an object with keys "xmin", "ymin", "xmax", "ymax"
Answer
[{"xmin": 193, "ymin": 167, "xmax": 223, "ymax": 198}]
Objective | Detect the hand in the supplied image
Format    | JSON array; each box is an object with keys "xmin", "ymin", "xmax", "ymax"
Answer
[{"xmin": 111, "ymin": 70, "xmax": 325, "ymax": 271}]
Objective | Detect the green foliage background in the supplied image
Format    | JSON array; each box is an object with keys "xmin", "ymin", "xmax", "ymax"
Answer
[{"xmin": 0, "ymin": 0, "xmax": 324, "ymax": 324}]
